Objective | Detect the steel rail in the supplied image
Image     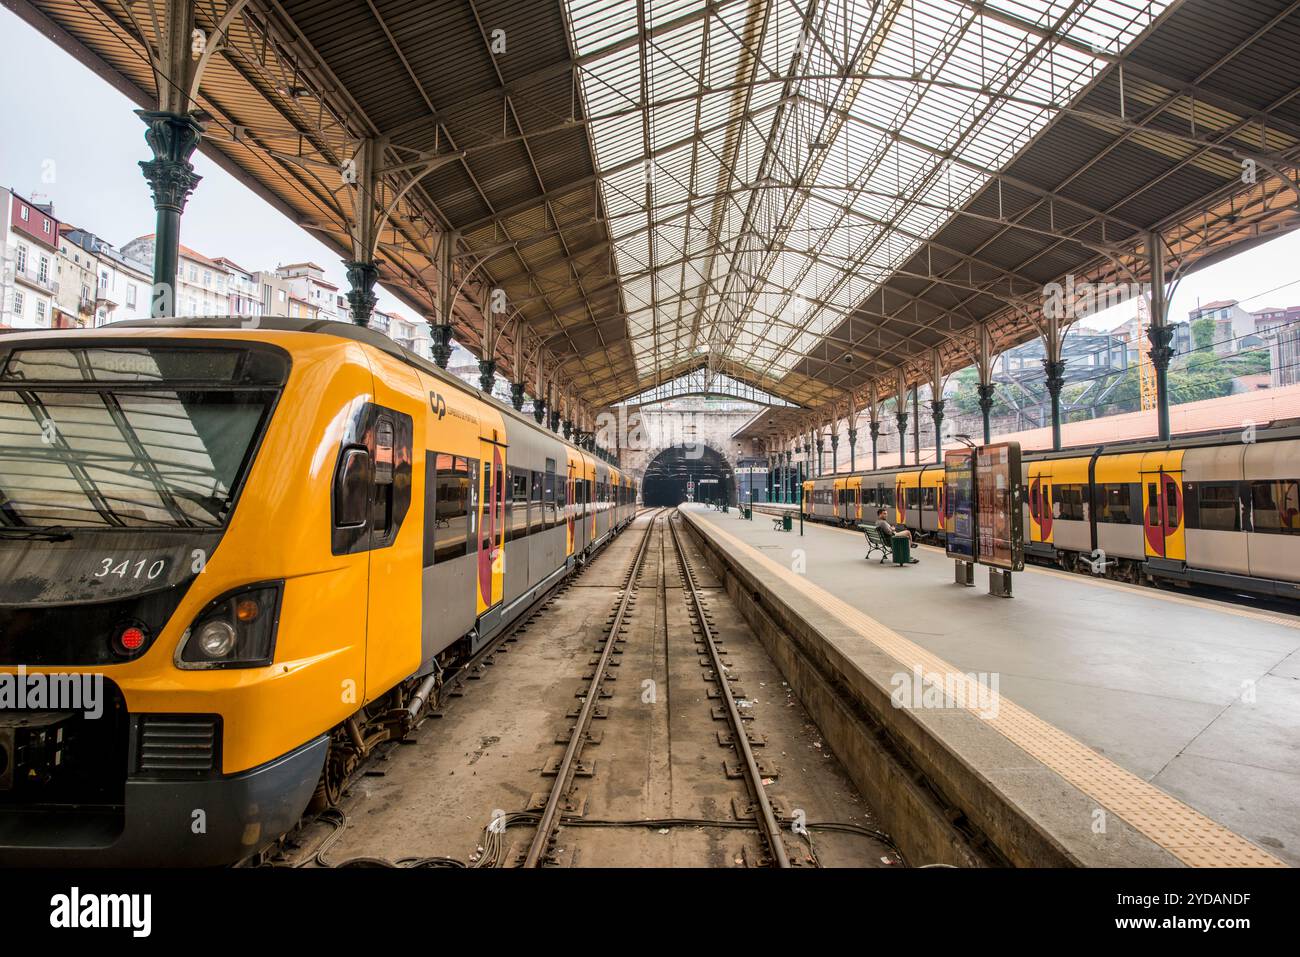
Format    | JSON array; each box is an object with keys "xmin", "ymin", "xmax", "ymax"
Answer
[
  {"xmin": 522, "ymin": 508, "xmax": 663, "ymax": 867},
  {"xmin": 666, "ymin": 512, "xmax": 790, "ymax": 868}
]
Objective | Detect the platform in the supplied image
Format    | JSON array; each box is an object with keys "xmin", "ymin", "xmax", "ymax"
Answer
[{"xmin": 682, "ymin": 503, "xmax": 1299, "ymax": 867}]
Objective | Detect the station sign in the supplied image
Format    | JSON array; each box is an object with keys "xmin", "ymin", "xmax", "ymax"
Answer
[
  {"xmin": 975, "ymin": 442, "xmax": 1024, "ymax": 571},
  {"xmin": 944, "ymin": 447, "xmax": 976, "ymax": 562}
]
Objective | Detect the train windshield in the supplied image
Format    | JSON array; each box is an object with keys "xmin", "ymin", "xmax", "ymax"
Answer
[{"xmin": 0, "ymin": 344, "xmax": 288, "ymax": 530}]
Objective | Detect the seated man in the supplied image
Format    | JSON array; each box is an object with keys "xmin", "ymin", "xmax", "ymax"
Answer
[{"xmin": 875, "ymin": 508, "xmax": 919, "ymax": 564}]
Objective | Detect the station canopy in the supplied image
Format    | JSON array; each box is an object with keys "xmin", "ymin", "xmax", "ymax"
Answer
[{"xmin": 25, "ymin": 0, "xmax": 1300, "ymax": 412}]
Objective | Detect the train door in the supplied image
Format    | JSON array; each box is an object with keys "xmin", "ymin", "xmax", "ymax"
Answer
[
  {"xmin": 1028, "ymin": 464, "xmax": 1053, "ymax": 544},
  {"xmin": 565, "ymin": 459, "xmax": 576, "ymax": 557},
  {"xmin": 476, "ymin": 437, "xmax": 505, "ymax": 615},
  {"xmin": 1141, "ymin": 452, "xmax": 1185, "ymax": 562}
]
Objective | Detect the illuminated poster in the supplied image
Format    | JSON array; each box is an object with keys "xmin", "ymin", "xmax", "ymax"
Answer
[
  {"xmin": 975, "ymin": 442, "xmax": 1024, "ymax": 571},
  {"xmin": 944, "ymin": 448, "xmax": 976, "ymax": 561}
]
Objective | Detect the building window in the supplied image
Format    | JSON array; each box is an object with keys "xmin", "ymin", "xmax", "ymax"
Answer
[
  {"xmin": 277, "ymin": 290, "xmax": 286, "ymax": 303},
  {"xmin": 99, "ymin": 271, "xmax": 108, "ymax": 290},
  {"xmin": 19, "ymin": 205, "xmax": 29, "ymax": 221},
  {"xmin": 35, "ymin": 301, "xmax": 46, "ymax": 324},
  {"xmin": 37, "ymin": 256, "xmax": 49, "ymax": 284},
  {"xmin": 13, "ymin": 291, "xmax": 24, "ymax": 316},
  {"xmin": 188, "ymin": 264, "xmax": 198, "ymax": 282},
  {"xmin": 15, "ymin": 245, "xmax": 27, "ymax": 273},
  {"xmin": 126, "ymin": 284, "xmax": 137, "ymax": 308},
  {"xmin": 42, "ymin": 219, "xmax": 50, "ymax": 234}
]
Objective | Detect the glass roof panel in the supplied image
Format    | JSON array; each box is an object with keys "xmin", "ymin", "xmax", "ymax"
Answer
[{"xmin": 565, "ymin": 0, "xmax": 1168, "ymax": 386}]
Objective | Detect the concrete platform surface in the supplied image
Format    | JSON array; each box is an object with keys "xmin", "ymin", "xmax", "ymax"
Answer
[{"xmin": 685, "ymin": 504, "xmax": 1299, "ymax": 866}]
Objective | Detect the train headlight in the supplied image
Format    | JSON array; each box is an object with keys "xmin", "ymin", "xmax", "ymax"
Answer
[
  {"xmin": 176, "ymin": 582, "xmax": 283, "ymax": 670},
  {"xmin": 195, "ymin": 620, "xmax": 237, "ymax": 658}
]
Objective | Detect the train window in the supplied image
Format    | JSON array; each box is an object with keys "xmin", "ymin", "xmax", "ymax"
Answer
[
  {"xmin": 432, "ymin": 453, "xmax": 471, "ymax": 563},
  {"xmin": 508, "ymin": 468, "xmax": 528, "ymax": 542},
  {"xmin": 1055, "ymin": 484, "xmax": 1086, "ymax": 522},
  {"xmin": 530, "ymin": 470, "xmax": 544, "ymax": 532},
  {"xmin": 480, "ymin": 462, "xmax": 494, "ymax": 552},
  {"xmin": 905, "ymin": 487, "xmax": 919, "ymax": 507},
  {"xmin": 544, "ymin": 471, "xmax": 557, "ymax": 527},
  {"xmin": 921, "ymin": 487, "xmax": 936, "ymax": 510},
  {"xmin": 1095, "ymin": 483, "xmax": 1139, "ymax": 524},
  {"xmin": 1249, "ymin": 480, "xmax": 1300, "ymax": 534},
  {"xmin": 1146, "ymin": 482, "xmax": 1161, "ymax": 527},
  {"xmin": 334, "ymin": 447, "xmax": 370, "ymax": 528},
  {"xmin": 557, "ymin": 470, "xmax": 569, "ymax": 515},
  {"xmin": 1191, "ymin": 482, "xmax": 1239, "ymax": 532},
  {"xmin": 879, "ymin": 486, "xmax": 894, "ymax": 507}
]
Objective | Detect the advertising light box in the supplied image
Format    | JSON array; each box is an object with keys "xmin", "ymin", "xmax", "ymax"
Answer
[{"xmin": 975, "ymin": 442, "xmax": 1024, "ymax": 571}]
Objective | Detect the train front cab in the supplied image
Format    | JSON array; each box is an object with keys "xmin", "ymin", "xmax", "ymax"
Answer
[{"xmin": 0, "ymin": 328, "xmax": 438, "ymax": 865}]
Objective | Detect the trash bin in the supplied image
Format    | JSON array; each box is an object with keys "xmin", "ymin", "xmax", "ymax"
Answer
[
  {"xmin": 742, "ymin": 505, "xmax": 751, "ymax": 520},
  {"xmin": 891, "ymin": 535, "xmax": 911, "ymax": 565},
  {"xmin": 721, "ymin": 503, "xmax": 728, "ymax": 514},
  {"xmin": 781, "ymin": 513, "xmax": 793, "ymax": 532}
]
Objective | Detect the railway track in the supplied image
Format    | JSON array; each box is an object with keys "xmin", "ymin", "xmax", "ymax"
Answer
[
  {"xmin": 521, "ymin": 507, "xmax": 664, "ymax": 867},
  {"xmin": 522, "ymin": 508, "xmax": 795, "ymax": 868}
]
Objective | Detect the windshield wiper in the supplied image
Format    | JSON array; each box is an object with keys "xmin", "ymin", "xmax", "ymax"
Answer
[{"xmin": 0, "ymin": 526, "xmax": 75, "ymax": 542}]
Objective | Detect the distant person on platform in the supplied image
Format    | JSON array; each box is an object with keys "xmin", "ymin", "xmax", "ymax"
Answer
[{"xmin": 875, "ymin": 508, "xmax": 919, "ymax": 564}]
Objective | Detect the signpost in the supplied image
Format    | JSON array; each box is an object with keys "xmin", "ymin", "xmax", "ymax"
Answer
[{"xmin": 975, "ymin": 441, "xmax": 1024, "ymax": 597}]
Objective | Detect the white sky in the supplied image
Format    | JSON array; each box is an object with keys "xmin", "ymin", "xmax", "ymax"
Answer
[{"xmin": 3, "ymin": 5, "xmax": 1298, "ymax": 366}]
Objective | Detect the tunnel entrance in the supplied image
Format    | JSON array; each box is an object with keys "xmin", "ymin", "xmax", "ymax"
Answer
[{"xmin": 641, "ymin": 445, "xmax": 734, "ymax": 507}]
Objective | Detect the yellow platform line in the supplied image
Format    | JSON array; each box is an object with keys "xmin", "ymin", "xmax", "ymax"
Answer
[
  {"xmin": 697, "ymin": 511, "xmax": 1285, "ymax": 868},
  {"xmin": 749, "ymin": 505, "xmax": 1300, "ymax": 631}
]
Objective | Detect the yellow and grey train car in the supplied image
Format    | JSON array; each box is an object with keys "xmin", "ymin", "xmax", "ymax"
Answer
[
  {"xmin": 0, "ymin": 317, "xmax": 635, "ymax": 865},
  {"xmin": 800, "ymin": 424, "xmax": 1300, "ymax": 599},
  {"xmin": 802, "ymin": 463, "xmax": 946, "ymax": 536}
]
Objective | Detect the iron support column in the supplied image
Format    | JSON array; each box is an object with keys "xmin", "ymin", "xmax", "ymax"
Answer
[
  {"xmin": 510, "ymin": 382, "xmax": 525, "ymax": 411},
  {"xmin": 931, "ymin": 399, "xmax": 945, "ymax": 463},
  {"xmin": 1147, "ymin": 231, "xmax": 1174, "ymax": 441},
  {"xmin": 1043, "ymin": 359, "xmax": 1067, "ymax": 451},
  {"xmin": 977, "ymin": 384, "xmax": 996, "ymax": 445},
  {"xmin": 869, "ymin": 421, "xmax": 879, "ymax": 471},
  {"xmin": 896, "ymin": 410, "xmax": 908, "ymax": 468},
  {"xmin": 138, "ymin": 110, "xmax": 203, "ymax": 310},
  {"xmin": 847, "ymin": 428, "xmax": 857, "ymax": 473}
]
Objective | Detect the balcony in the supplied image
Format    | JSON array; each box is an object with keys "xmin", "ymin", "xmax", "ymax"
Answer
[{"xmin": 13, "ymin": 264, "xmax": 55, "ymax": 294}]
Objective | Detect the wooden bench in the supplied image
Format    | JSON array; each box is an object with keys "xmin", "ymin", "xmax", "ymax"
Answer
[{"xmin": 861, "ymin": 524, "xmax": 890, "ymax": 563}]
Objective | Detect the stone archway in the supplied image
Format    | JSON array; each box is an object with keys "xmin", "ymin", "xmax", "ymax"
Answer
[{"xmin": 641, "ymin": 445, "xmax": 735, "ymax": 507}]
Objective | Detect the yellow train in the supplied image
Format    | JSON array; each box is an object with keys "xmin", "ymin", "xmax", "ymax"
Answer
[
  {"xmin": 800, "ymin": 426, "xmax": 1300, "ymax": 598},
  {"xmin": 0, "ymin": 317, "xmax": 636, "ymax": 864}
]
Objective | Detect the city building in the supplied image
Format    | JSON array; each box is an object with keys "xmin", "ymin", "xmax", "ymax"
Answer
[
  {"xmin": 93, "ymin": 243, "xmax": 153, "ymax": 325},
  {"xmin": 213, "ymin": 257, "xmax": 262, "ymax": 321},
  {"xmin": 369, "ymin": 309, "xmax": 432, "ymax": 360},
  {"xmin": 121, "ymin": 234, "xmax": 232, "ymax": 317},
  {"xmin": 0, "ymin": 187, "xmax": 62, "ymax": 329},
  {"xmin": 275, "ymin": 262, "xmax": 337, "ymax": 317},
  {"xmin": 252, "ymin": 269, "xmax": 293, "ymax": 317},
  {"xmin": 1188, "ymin": 299, "xmax": 1266, "ymax": 356},
  {"xmin": 1252, "ymin": 305, "xmax": 1300, "ymax": 388},
  {"xmin": 54, "ymin": 223, "xmax": 100, "ymax": 328}
]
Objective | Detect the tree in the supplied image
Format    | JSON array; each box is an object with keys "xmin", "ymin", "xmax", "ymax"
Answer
[{"xmin": 1191, "ymin": 317, "xmax": 1217, "ymax": 354}]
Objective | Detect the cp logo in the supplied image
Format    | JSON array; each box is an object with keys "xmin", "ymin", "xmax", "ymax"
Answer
[{"xmin": 430, "ymin": 392, "xmax": 447, "ymax": 420}]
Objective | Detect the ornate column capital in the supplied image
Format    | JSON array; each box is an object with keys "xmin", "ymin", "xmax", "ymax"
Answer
[
  {"xmin": 478, "ymin": 358, "xmax": 497, "ymax": 394},
  {"xmin": 137, "ymin": 110, "xmax": 203, "ymax": 214},
  {"xmin": 343, "ymin": 261, "xmax": 379, "ymax": 326}
]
